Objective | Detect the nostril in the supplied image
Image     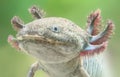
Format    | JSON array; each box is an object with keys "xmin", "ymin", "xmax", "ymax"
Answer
[
  {"xmin": 38, "ymin": 31, "xmax": 44, "ymax": 36},
  {"xmin": 38, "ymin": 29, "xmax": 44, "ymax": 35}
]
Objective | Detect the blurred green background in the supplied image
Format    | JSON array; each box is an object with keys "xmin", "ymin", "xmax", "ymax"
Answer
[{"xmin": 0, "ymin": 0, "xmax": 120, "ymax": 77}]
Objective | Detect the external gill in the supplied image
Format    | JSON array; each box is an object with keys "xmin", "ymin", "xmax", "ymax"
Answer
[
  {"xmin": 80, "ymin": 9, "xmax": 114, "ymax": 56},
  {"xmin": 86, "ymin": 9, "xmax": 101, "ymax": 35},
  {"xmin": 8, "ymin": 35, "xmax": 20, "ymax": 50},
  {"xmin": 29, "ymin": 5, "xmax": 45, "ymax": 19},
  {"xmin": 11, "ymin": 16, "xmax": 24, "ymax": 31},
  {"xmin": 80, "ymin": 42, "xmax": 107, "ymax": 56},
  {"xmin": 11, "ymin": 5, "xmax": 45, "ymax": 31},
  {"xmin": 89, "ymin": 20, "xmax": 114, "ymax": 45}
]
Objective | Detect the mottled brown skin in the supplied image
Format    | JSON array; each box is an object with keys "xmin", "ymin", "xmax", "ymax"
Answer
[{"xmin": 8, "ymin": 6, "xmax": 114, "ymax": 77}]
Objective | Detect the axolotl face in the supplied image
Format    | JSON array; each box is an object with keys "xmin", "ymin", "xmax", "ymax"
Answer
[{"xmin": 9, "ymin": 17, "xmax": 86, "ymax": 63}]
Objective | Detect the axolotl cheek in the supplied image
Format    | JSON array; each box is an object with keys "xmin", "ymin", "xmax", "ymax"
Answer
[
  {"xmin": 16, "ymin": 27, "xmax": 27, "ymax": 37},
  {"xmin": 18, "ymin": 23, "xmax": 36, "ymax": 35}
]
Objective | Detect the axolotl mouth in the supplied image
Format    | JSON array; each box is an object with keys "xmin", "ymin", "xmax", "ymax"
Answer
[{"xmin": 17, "ymin": 34, "xmax": 67, "ymax": 45}]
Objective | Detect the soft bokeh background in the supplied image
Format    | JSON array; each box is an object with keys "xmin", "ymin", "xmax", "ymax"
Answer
[{"xmin": 0, "ymin": 0, "xmax": 120, "ymax": 77}]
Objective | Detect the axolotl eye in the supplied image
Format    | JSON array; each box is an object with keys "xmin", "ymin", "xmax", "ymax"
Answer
[{"xmin": 49, "ymin": 25, "xmax": 61, "ymax": 33}]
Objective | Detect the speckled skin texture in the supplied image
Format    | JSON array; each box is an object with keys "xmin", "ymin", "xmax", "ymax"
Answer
[
  {"xmin": 8, "ymin": 6, "xmax": 114, "ymax": 77},
  {"xmin": 16, "ymin": 17, "xmax": 89, "ymax": 77},
  {"xmin": 18, "ymin": 17, "xmax": 86, "ymax": 62}
]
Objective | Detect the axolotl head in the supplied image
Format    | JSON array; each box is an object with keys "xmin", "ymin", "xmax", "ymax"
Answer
[
  {"xmin": 8, "ymin": 6, "xmax": 114, "ymax": 63},
  {"xmin": 9, "ymin": 16, "xmax": 86, "ymax": 62}
]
